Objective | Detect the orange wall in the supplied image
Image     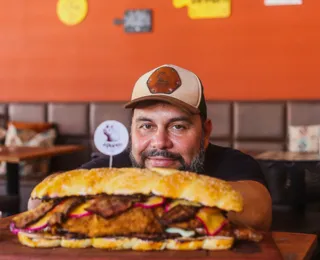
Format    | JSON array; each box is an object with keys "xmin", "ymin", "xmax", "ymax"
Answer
[{"xmin": 0, "ymin": 0, "xmax": 320, "ymax": 101}]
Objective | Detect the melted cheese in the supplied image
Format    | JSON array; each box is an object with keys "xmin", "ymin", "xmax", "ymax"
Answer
[
  {"xmin": 143, "ymin": 196, "xmax": 164, "ymax": 206},
  {"xmin": 135, "ymin": 196, "xmax": 165, "ymax": 208},
  {"xmin": 165, "ymin": 199, "xmax": 201, "ymax": 211},
  {"xmin": 27, "ymin": 201, "xmax": 68, "ymax": 229},
  {"xmin": 69, "ymin": 201, "xmax": 92, "ymax": 216},
  {"xmin": 196, "ymin": 208, "xmax": 226, "ymax": 236},
  {"xmin": 27, "ymin": 200, "xmax": 92, "ymax": 230},
  {"xmin": 27, "ymin": 214, "xmax": 51, "ymax": 230}
]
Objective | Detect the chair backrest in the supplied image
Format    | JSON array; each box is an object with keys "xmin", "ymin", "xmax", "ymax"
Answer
[
  {"xmin": 8, "ymin": 121, "xmax": 54, "ymax": 133},
  {"xmin": 0, "ymin": 114, "xmax": 7, "ymax": 128}
]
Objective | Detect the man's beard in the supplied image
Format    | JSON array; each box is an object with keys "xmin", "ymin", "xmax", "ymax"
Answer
[{"xmin": 129, "ymin": 137, "xmax": 206, "ymax": 173}]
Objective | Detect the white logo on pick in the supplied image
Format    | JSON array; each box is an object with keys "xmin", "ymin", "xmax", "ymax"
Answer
[{"xmin": 94, "ymin": 120, "xmax": 129, "ymax": 168}]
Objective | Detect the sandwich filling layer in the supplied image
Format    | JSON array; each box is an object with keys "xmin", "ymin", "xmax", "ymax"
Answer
[{"xmin": 11, "ymin": 195, "xmax": 262, "ymax": 242}]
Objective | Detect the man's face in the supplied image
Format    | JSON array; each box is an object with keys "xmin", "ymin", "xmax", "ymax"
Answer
[{"xmin": 130, "ymin": 102, "xmax": 212, "ymax": 172}]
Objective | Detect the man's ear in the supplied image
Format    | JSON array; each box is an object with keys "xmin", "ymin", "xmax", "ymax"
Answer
[{"xmin": 203, "ymin": 119, "xmax": 212, "ymax": 148}]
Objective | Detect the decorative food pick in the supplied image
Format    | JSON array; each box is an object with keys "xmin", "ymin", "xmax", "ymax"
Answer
[{"xmin": 94, "ymin": 120, "xmax": 129, "ymax": 168}]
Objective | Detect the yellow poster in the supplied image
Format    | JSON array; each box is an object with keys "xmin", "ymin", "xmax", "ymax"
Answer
[
  {"xmin": 57, "ymin": 0, "xmax": 88, "ymax": 26},
  {"xmin": 173, "ymin": 0, "xmax": 231, "ymax": 19}
]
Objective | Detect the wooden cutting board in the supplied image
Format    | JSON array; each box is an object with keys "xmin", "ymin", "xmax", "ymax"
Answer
[{"xmin": 0, "ymin": 219, "xmax": 283, "ymax": 260}]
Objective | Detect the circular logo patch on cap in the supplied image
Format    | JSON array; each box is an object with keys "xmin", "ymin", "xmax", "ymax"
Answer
[
  {"xmin": 147, "ymin": 66, "xmax": 182, "ymax": 94},
  {"xmin": 94, "ymin": 120, "xmax": 129, "ymax": 156}
]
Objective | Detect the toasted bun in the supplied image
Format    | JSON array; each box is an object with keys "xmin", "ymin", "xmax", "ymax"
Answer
[
  {"xmin": 31, "ymin": 167, "xmax": 243, "ymax": 212},
  {"xmin": 93, "ymin": 237, "xmax": 166, "ymax": 250},
  {"xmin": 166, "ymin": 236, "xmax": 234, "ymax": 250},
  {"xmin": 18, "ymin": 233, "xmax": 61, "ymax": 248},
  {"xmin": 18, "ymin": 232, "xmax": 234, "ymax": 250}
]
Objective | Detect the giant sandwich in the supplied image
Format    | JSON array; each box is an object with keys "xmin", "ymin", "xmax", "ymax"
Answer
[{"xmin": 10, "ymin": 167, "xmax": 263, "ymax": 250}]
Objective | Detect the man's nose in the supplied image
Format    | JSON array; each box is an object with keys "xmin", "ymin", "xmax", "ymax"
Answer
[{"xmin": 151, "ymin": 129, "xmax": 173, "ymax": 150}]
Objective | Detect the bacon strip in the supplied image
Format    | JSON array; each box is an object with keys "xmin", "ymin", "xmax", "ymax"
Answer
[
  {"xmin": 13, "ymin": 201, "xmax": 56, "ymax": 229},
  {"xmin": 161, "ymin": 205, "xmax": 198, "ymax": 225},
  {"xmin": 48, "ymin": 197, "xmax": 83, "ymax": 226},
  {"xmin": 233, "ymin": 227, "xmax": 263, "ymax": 242},
  {"xmin": 85, "ymin": 196, "xmax": 137, "ymax": 219}
]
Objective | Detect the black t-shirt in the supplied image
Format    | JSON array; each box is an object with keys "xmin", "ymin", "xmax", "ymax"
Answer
[{"xmin": 81, "ymin": 143, "xmax": 266, "ymax": 187}]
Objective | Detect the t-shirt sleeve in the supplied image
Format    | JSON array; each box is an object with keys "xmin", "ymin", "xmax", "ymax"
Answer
[{"xmin": 215, "ymin": 150, "xmax": 267, "ymax": 187}]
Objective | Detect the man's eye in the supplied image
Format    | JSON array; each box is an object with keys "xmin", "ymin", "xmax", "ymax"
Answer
[
  {"xmin": 140, "ymin": 124, "xmax": 153, "ymax": 130},
  {"xmin": 172, "ymin": 125, "xmax": 186, "ymax": 130}
]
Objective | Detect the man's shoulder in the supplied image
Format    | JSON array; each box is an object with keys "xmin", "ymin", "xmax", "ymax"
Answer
[
  {"xmin": 207, "ymin": 143, "xmax": 256, "ymax": 163},
  {"xmin": 205, "ymin": 143, "xmax": 266, "ymax": 185},
  {"xmin": 80, "ymin": 150, "xmax": 132, "ymax": 169}
]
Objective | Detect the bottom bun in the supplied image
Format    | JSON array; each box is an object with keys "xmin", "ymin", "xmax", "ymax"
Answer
[
  {"xmin": 18, "ymin": 233, "xmax": 234, "ymax": 251},
  {"xmin": 166, "ymin": 236, "xmax": 234, "ymax": 250},
  {"xmin": 92, "ymin": 237, "xmax": 166, "ymax": 250},
  {"xmin": 18, "ymin": 233, "xmax": 61, "ymax": 248}
]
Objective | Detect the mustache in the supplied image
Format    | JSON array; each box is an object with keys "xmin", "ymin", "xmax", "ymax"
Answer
[{"xmin": 141, "ymin": 149, "xmax": 184, "ymax": 161}]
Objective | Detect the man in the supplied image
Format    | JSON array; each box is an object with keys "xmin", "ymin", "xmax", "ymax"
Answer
[{"xmin": 29, "ymin": 64, "xmax": 272, "ymax": 231}]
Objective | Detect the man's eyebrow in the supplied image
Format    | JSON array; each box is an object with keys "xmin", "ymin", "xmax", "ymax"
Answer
[
  {"xmin": 168, "ymin": 116, "xmax": 192, "ymax": 124},
  {"xmin": 135, "ymin": 116, "xmax": 153, "ymax": 122},
  {"xmin": 134, "ymin": 116, "xmax": 192, "ymax": 124}
]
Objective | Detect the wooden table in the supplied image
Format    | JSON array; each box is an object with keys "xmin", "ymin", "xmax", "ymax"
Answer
[
  {"xmin": 0, "ymin": 216, "xmax": 317, "ymax": 260},
  {"xmin": 0, "ymin": 145, "xmax": 84, "ymax": 213},
  {"xmin": 255, "ymin": 151, "xmax": 320, "ymax": 162}
]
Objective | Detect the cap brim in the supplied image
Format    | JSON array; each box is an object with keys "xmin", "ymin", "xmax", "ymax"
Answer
[{"xmin": 124, "ymin": 95, "xmax": 200, "ymax": 115}]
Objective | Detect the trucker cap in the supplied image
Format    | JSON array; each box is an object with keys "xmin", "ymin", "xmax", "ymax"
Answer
[{"xmin": 124, "ymin": 64, "xmax": 207, "ymax": 119}]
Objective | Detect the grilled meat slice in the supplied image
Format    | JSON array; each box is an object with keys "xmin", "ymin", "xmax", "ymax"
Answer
[
  {"xmin": 195, "ymin": 222, "xmax": 233, "ymax": 237},
  {"xmin": 85, "ymin": 195, "xmax": 138, "ymax": 219},
  {"xmin": 132, "ymin": 233, "xmax": 179, "ymax": 241},
  {"xmin": 62, "ymin": 207, "xmax": 164, "ymax": 237},
  {"xmin": 233, "ymin": 227, "xmax": 263, "ymax": 242},
  {"xmin": 153, "ymin": 206, "xmax": 165, "ymax": 219},
  {"xmin": 13, "ymin": 201, "xmax": 56, "ymax": 229},
  {"xmin": 169, "ymin": 218, "xmax": 202, "ymax": 230},
  {"xmin": 161, "ymin": 205, "xmax": 198, "ymax": 225},
  {"xmin": 218, "ymin": 230, "xmax": 233, "ymax": 237},
  {"xmin": 48, "ymin": 197, "xmax": 83, "ymax": 226},
  {"xmin": 60, "ymin": 232, "xmax": 179, "ymax": 241},
  {"xmin": 194, "ymin": 222, "xmax": 262, "ymax": 241},
  {"xmin": 63, "ymin": 232, "xmax": 89, "ymax": 240}
]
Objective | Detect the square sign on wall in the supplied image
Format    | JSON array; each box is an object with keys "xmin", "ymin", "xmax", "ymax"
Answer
[
  {"xmin": 124, "ymin": 9, "xmax": 152, "ymax": 33},
  {"xmin": 264, "ymin": 0, "xmax": 302, "ymax": 5}
]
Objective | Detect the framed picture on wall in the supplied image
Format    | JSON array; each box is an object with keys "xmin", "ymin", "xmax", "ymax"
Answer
[{"xmin": 124, "ymin": 9, "xmax": 152, "ymax": 33}]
